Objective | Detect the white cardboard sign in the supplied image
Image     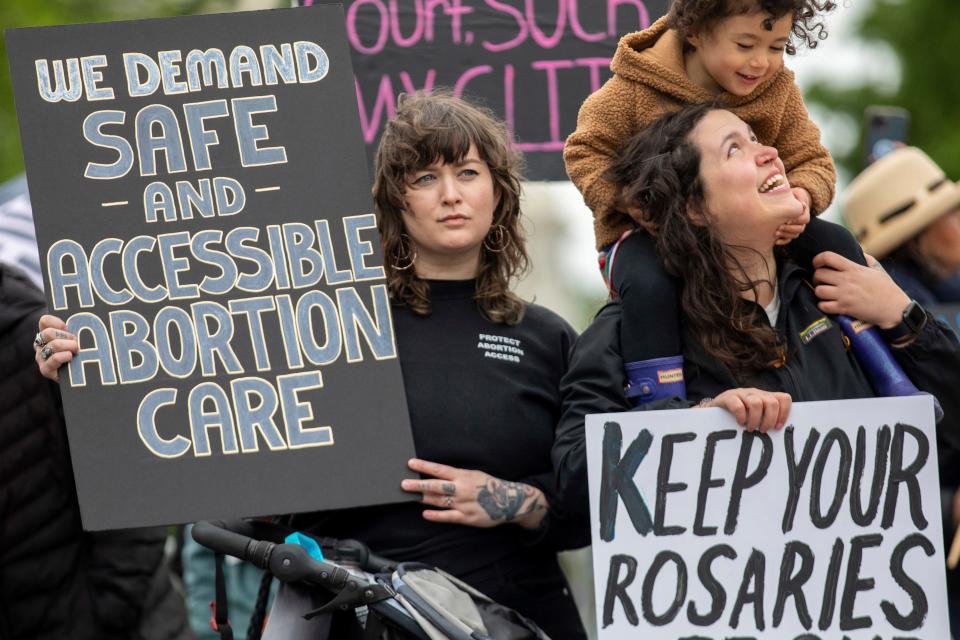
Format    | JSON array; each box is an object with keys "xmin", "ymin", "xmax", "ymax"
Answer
[{"xmin": 586, "ymin": 396, "xmax": 948, "ymax": 640}]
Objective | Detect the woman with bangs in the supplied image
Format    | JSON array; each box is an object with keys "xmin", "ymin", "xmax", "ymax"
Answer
[{"xmin": 295, "ymin": 91, "xmax": 589, "ymax": 639}]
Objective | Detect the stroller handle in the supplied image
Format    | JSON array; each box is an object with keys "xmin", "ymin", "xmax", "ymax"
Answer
[
  {"xmin": 193, "ymin": 519, "xmax": 353, "ymax": 588},
  {"xmin": 192, "ymin": 519, "xmax": 402, "ymax": 618},
  {"xmin": 192, "ymin": 519, "xmax": 278, "ymax": 570}
]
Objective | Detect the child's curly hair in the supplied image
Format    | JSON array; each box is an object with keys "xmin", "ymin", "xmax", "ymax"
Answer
[{"xmin": 669, "ymin": 0, "xmax": 836, "ymax": 55}]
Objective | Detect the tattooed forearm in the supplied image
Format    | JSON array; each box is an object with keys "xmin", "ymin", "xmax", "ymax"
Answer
[{"xmin": 476, "ymin": 480, "xmax": 535, "ymax": 521}]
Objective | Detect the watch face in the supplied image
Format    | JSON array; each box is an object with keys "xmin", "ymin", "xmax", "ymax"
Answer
[{"xmin": 904, "ymin": 301, "xmax": 925, "ymax": 333}]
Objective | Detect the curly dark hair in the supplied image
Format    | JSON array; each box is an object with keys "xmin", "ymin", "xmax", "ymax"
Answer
[
  {"xmin": 372, "ymin": 91, "xmax": 529, "ymax": 325},
  {"xmin": 606, "ymin": 103, "xmax": 784, "ymax": 381},
  {"xmin": 669, "ymin": 0, "xmax": 836, "ymax": 55}
]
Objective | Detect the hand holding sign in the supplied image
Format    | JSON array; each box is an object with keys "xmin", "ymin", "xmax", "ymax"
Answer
[
  {"xmin": 698, "ymin": 388, "xmax": 792, "ymax": 432},
  {"xmin": 35, "ymin": 314, "xmax": 79, "ymax": 381}
]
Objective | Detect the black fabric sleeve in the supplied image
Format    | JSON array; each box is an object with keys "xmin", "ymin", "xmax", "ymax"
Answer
[
  {"xmin": 521, "ymin": 322, "xmax": 592, "ymax": 552},
  {"xmin": 552, "ymin": 304, "xmax": 689, "ymax": 519},
  {"xmin": 86, "ymin": 526, "xmax": 168, "ymax": 637},
  {"xmin": 789, "ymin": 217, "xmax": 867, "ymax": 268},
  {"xmin": 609, "ymin": 230, "xmax": 682, "ymax": 361},
  {"xmin": 891, "ymin": 309, "xmax": 960, "ymax": 453},
  {"xmin": 518, "ymin": 469, "xmax": 592, "ymax": 551}
]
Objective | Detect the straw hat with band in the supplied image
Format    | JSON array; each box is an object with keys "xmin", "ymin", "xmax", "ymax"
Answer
[{"xmin": 843, "ymin": 147, "xmax": 960, "ymax": 260}]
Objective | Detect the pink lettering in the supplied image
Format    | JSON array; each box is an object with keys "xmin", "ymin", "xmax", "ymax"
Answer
[
  {"xmin": 399, "ymin": 69, "xmax": 437, "ymax": 94},
  {"xmin": 609, "ymin": 0, "xmax": 650, "ymax": 35},
  {"xmin": 347, "ymin": 0, "xmax": 390, "ymax": 55},
  {"xmin": 527, "ymin": 0, "xmax": 567, "ymax": 49},
  {"xmin": 531, "ymin": 59, "xmax": 574, "ymax": 144},
  {"xmin": 453, "ymin": 65, "xmax": 494, "ymax": 96},
  {"xmin": 355, "ymin": 75, "xmax": 397, "ymax": 143},
  {"xmin": 389, "ymin": 0, "xmax": 425, "ymax": 47},
  {"xmin": 503, "ymin": 63, "xmax": 515, "ymax": 132},
  {"xmin": 447, "ymin": 0, "xmax": 474, "ymax": 44},
  {"xmin": 576, "ymin": 57, "xmax": 612, "ymax": 93},
  {"xmin": 569, "ymin": 0, "xmax": 606, "ymax": 42},
  {"xmin": 516, "ymin": 141, "xmax": 564, "ymax": 152},
  {"xmin": 423, "ymin": 0, "xmax": 473, "ymax": 43},
  {"xmin": 482, "ymin": 0, "xmax": 528, "ymax": 52}
]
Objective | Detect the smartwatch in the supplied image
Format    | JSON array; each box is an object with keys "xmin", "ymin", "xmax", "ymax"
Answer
[{"xmin": 881, "ymin": 300, "xmax": 926, "ymax": 344}]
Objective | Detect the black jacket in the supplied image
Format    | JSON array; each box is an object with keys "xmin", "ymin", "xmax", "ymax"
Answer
[
  {"xmin": 553, "ymin": 258, "xmax": 960, "ymax": 517},
  {"xmin": 0, "ymin": 265, "xmax": 192, "ymax": 640}
]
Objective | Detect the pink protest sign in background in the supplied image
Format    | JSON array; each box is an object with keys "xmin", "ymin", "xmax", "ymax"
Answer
[{"xmin": 299, "ymin": 0, "xmax": 668, "ymax": 180}]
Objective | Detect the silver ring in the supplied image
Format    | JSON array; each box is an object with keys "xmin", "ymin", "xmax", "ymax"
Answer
[
  {"xmin": 41, "ymin": 346, "xmax": 54, "ymax": 361},
  {"xmin": 34, "ymin": 332, "xmax": 46, "ymax": 348},
  {"xmin": 443, "ymin": 496, "xmax": 454, "ymax": 508}
]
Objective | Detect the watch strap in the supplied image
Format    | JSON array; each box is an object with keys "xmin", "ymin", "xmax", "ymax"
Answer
[{"xmin": 881, "ymin": 300, "xmax": 926, "ymax": 345}]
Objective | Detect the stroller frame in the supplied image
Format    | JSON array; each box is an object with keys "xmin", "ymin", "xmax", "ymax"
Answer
[{"xmin": 192, "ymin": 519, "xmax": 430, "ymax": 640}]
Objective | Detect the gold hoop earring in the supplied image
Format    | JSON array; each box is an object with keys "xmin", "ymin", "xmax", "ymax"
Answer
[
  {"xmin": 483, "ymin": 224, "xmax": 511, "ymax": 253},
  {"xmin": 392, "ymin": 233, "xmax": 416, "ymax": 271}
]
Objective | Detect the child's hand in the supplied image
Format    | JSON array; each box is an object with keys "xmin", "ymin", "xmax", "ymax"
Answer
[{"xmin": 774, "ymin": 187, "xmax": 812, "ymax": 245}]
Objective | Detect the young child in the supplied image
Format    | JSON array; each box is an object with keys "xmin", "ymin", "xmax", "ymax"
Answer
[{"xmin": 565, "ymin": 0, "xmax": 931, "ymax": 410}]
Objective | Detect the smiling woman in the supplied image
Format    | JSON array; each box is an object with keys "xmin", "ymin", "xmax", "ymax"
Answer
[{"xmin": 553, "ymin": 104, "xmax": 960, "ymax": 523}]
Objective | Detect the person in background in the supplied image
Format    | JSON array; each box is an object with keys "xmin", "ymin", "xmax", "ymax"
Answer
[
  {"xmin": 35, "ymin": 91, "xmax": 589, "ymax": 640},
  {"xmin": 1, "ymin": 262, "xmax": 192, "ymax": 640},
  {"xmin": 844, "ymin": 146, "xmax": 960, "ymax": 306},
  {"xmin": 844, "ymin": 145, "xmax": 960, "ymax": 638},
  {"xmin": 180, "ymin": 523, "xmax": 270, "ymax": 640}
]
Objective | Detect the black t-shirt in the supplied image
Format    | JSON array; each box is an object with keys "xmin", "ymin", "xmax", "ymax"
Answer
[{"xmin": 294, "ymin": 279, "xmax": 578, "ymax": 575}]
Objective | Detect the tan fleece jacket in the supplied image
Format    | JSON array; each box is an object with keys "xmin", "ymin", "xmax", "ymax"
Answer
[{"xmin": 564, "ymin": 16, "xmax": 836, "ymax": 250}]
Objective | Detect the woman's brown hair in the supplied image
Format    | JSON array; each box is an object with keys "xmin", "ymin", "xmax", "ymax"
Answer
[
  {"xmin": 606, "ymin": 103, "xmax": 783, "ymax": 381},
  {"xmin": 372, "ymin": 91, "xmax": 528, "ymax": 325}
]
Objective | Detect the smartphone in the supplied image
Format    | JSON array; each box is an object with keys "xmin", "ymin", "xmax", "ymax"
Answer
[{"xmin": 862, "ymin": 106, "xmax": 910, "ymax": 169}]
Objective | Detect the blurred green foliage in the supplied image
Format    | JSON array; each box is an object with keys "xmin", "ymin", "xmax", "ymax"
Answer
[
  {"xmin": 0, "ymin": 0, "xmax": 275, "ymax": 182},
  {"xmin": 806, "ymin": 0, "xmax": 960, "ymax": 179}
]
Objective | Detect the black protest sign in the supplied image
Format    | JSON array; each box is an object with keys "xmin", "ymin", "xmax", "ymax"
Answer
[
  {"xmin": 584, "ymin": 396, "xmax": 948, "ymax": 639},
  {"xmin": 298, "ymin": 0, "xmax": 670, "ymax": 180},
  {"xmin": 7, "ymin": 6, "xmax": 417, "ymax": 530}
]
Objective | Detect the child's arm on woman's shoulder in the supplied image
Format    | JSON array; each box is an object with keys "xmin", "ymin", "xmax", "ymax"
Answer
[
  {"xmin": 563, "ymin": 75, "xmax": 641, "ymax": 220},
  {"xmin": 773, "ymin": 78, "xmax": 837, "ymax": 216}
]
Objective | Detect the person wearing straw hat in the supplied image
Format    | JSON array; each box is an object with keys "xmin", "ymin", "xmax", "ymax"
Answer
[
  {"xmin": 846, "ymin": 145, "xmax": 960, "ymax": 637},
  {"xmin": 845, "ymin": 146, "xmax": 960, "ymax": 305}
]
